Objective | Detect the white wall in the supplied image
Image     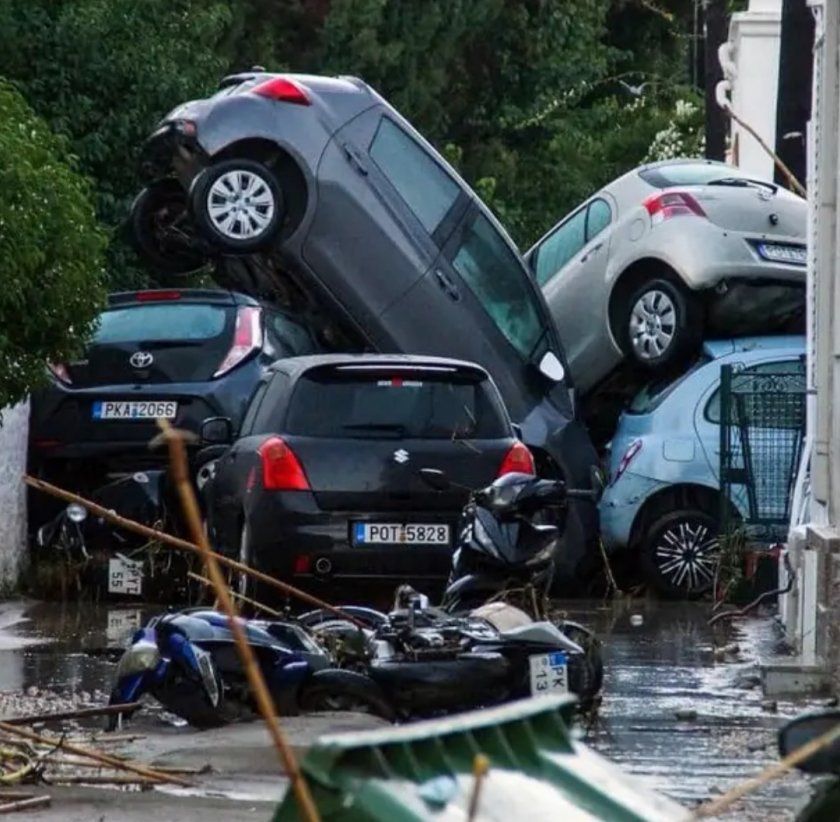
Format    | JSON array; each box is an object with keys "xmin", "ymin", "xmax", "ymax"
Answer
[{"xmin": 0, "ymin": 401, "xmax": 29, "ymax": 590}]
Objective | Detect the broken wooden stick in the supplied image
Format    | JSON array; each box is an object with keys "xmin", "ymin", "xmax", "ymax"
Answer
[
  {"xmin": 3, "ymin": 702, "xmax": 142, "ymax": 727},
  {"xmin": 0, "ymin": 794, "xmax": 50, "ymax": 814},
  {"xmin": 156, "ymin": 421, "xmax": 320, "ymax": 822},
  {"xmin": 24, "ymin": 474, "xmax": 363, "ymax": 628},
  {"xmin": 0, "ymin": 722, "xmax": 189, "ymax": 787},
  {"xmin": 188, "ymin": 571, "xmax": 281, "ymax": 616}
]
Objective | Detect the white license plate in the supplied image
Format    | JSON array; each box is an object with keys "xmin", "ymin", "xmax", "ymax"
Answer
[
  {"xmin": 353, "ymin": 523, "xmax": 450, "ymax": 545},
  {"xmin": 92, "ymin": 400, "xmax": 178, "ymax": 420},
  {"xmin": 757, "ymin": 243, "xmax": 807, "ymax": 265},
  {"xmin": 529, "ymin": 651, "xmax": 569, "ymax": 696},
  {"xmin": 108, "ymin": 556, "xmax": 144, "ymax": 596}
]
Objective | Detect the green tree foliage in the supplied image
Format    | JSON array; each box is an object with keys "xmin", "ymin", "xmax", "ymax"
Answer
[{"xmin": 0, "ymin": 81, "xmax": 107, "ymax": 408}]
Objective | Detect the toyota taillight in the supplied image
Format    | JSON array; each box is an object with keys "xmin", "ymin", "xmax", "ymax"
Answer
[
  {"xmin": 612, "ymin": 439, "xmax": 643, "ymax": 484},
  {"xmin": 48, "ymin": 362, "xmax": 72, "ymax": 385},
  {"xmin": 497, "ymin": 441, "xmax": 536, "ymax": 477},
  {"xmin": 643, "ymin": 191, "xmax": 706, "ymax": 225},
  {"xmin": 214, "ymin": 306, "xmax": 263, "ymax": 378},
  {"xmin": 251, "ymin": 76, "xmax": 310, "ymax": 106},
  {"xmin": 259, "ymin": 436, "xmax": 310, "ymax": 491}
]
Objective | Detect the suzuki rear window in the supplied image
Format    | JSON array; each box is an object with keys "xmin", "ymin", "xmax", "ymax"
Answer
[
  {"xmin": 93, "ymin": 304, "xmax": 229, "ymax": 344},
  {"xmin": 285, "ymin": 372, "xmax": 508, "ymax": 439},
  {"xmin": 639, "ymin": 163, "xmax": 755, "ymax": 189}
]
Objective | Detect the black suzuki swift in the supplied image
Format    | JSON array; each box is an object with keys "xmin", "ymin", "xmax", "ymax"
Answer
[{"xmin": 200, "ymin": 354, "xmax": 535, "ymax": 596}]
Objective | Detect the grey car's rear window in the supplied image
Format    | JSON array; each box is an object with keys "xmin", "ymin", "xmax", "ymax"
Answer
[
  {"xmin": 93, "ymin": 303, "xmax": 229, "ymax": 344},
  {"xmin": 285, "ymin": 371, "xmax": 508, "ymax": 439},
  {"xmin": 639, "ymin": 163, "xmax": 754, "ymax": 188},
  {"xmin": 370, "ymin": 118, "xmax": 460, "ymax": 234}
]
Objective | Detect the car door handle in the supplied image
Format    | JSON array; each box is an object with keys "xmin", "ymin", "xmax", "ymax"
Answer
[
  {"xmin": 434, "ymin": 268, "xmax": 461, "ymax": 302},
  {"xmin": 341, "ymin": 142, "xmax": 368, "ymax": 176},
  {"xmin": 580, "ymin": 243, "xmax": 603, "ymax": 264}
]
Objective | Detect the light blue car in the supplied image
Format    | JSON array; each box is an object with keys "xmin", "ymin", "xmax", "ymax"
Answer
[{"xmin": 600, "ymin": 335, "xmax": 805, "ymax": 598}]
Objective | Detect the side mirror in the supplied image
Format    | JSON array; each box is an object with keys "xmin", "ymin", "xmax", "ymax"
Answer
[
  {"xmin": 419, "ymin": 468, "xmax": 451, "ymax": 492},
  {"xmin": 511, "ymin": 423, "xmax": 524, "ymax": 441},
  {"xmin": 200, "ymin": 417, "xmax": 233, "ymax": 445},
  {"xmin": 538, "ymin": 351, "xmax": 566, "ymax": 383},
  {"xmin": 778, "ymin": 710, "xmax": 840, "ymax": 774}
]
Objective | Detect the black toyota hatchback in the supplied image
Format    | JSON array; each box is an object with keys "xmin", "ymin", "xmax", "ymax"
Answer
[
  {"xmin": 200, "ymin": 354, "xmax": 535, "ymax": 595},
  {"xmin": 131, "ymin": 71, "xmax": 600, "ymax": 579}
]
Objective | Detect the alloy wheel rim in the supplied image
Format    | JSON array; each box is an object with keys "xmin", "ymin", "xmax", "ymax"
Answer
[
  {"xmin": 207, "ymin": 170, "xmax": 275, "ymax": 239},
  {"xmin": 654, "ymin": 520, "xmax": 719, "ymax": 592},
  {"xmin": 629, "ymin": 289, "xmax": 676, "ymax": 360}
]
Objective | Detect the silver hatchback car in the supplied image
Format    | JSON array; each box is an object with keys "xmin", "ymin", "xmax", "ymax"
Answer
[{"xmin": 524, "ymin": 159, "xmax": 807, "ymax": 394}]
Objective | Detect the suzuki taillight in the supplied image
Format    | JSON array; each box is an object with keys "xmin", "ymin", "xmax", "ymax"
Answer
[
  {"xmin": 259, "ymin": 436, "xmax": 310, "ymax": 491},
  {"xmin": 613, "ymin": 439, "xmax": 643, "ymax": 484},
  {"xmin": 497, "ymin": 441, "xmax": 536, "ymax": 477},
  {"xmin": 643, "ymin": 191, "xmax": 706, "ymax": 225},
  {"xmin": 251, "ymin": 76, "xmax": 310, "ymax": 106},
  {"xmin": 214, "ymin": 306, "xmax": 263, "ymax": 378},
  {"xmin": 48, "ymin": 362, "xmax": 72, "ymax": 384}
]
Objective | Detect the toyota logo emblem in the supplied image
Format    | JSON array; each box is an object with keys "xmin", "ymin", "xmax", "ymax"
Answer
[{"xmin": 130, "ymin": 351, "xmax": 154, "ymax": 369}]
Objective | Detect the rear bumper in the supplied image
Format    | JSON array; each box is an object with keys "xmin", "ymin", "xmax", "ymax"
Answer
[{"xmin": 244, "ymin": 490, "xmax": 459, "ymax": 584}]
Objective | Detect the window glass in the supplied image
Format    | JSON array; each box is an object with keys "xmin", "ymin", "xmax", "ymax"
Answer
[
  {"xmin": 93, "ymin": 304, "xmax": 229, "ymax": 344},
  {"xmin": 266, "ymin": 311, "xmax": 322, "ymax": 357},
  {"xmin": 705, "ymin": 358, "xmax": 806, "ymax": 424},
  {"xmin": 370, "ymin": 118, "xmax": 460, "ymax": 234},
  {"xmin": 450, "ymin": 213, "xmax": 543, "ymax": 358},
  {"xmin": 639, "ymin": 163, "xmax": 759, "ymax": 189},
  {"xmin": 285, "ymin": 372, "xmax": 507, "ymax": 439},
  {"xmin": 628, "ymin": 355, "xmax": 711, "ymax": 414},
  {"xmin": 586, "ymin": 198, "xmax": 612, "ymax": 240},
  {"xmin": 533, "ymin": 209, "xmax": 587, "ymax": 286},
  {"xmin": 239, "ymin": 382, "xmax": 268, "ymax": 436},
  {"xmin": 252, "ymin": 372, "xmax": 290, "ymax": 433}
]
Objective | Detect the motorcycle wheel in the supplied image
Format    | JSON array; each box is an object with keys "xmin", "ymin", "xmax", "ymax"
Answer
[
  {"xmin": 557, "ymin": 621, "xmax": 604, "ymax": 709},
  {"xmin": 298, "ymin": 670, "xmax": 395, "ymax": 722},
  {"xmin": 157, "ymin": 669, "xmax": 232, "ymax": 729}
]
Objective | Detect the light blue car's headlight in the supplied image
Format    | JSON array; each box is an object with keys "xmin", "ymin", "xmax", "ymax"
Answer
[{"xmin": 116, "ymin": 640, "xmax": 161, "ymax": 679}]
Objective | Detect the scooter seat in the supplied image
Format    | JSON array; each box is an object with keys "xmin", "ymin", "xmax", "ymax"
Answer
[{"xmin": 500, "ymin": 622, "xmax": 584, "ymax": 653}]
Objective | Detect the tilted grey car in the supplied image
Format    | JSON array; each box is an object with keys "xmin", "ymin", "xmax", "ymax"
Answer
[{"xmin": 524, "ymin": 159, "xmax": 807, "ymax": 394}]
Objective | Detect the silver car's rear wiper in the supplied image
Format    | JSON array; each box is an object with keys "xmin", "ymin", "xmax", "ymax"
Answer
[{"xmin": 707, "ymin": 176, "xmax": 778, "ymax": 194}]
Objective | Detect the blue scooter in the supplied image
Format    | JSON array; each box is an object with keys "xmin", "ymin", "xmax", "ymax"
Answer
[{"xmin": 108, "ymin": 608, "xmax": 392, "ymax": 729}]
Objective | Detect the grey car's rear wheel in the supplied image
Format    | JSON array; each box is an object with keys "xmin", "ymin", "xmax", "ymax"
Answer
[
  {"xmin": 190, "ymin": 158, "xmax": 284, "ymax": 253},
  {"xmin": 621, "ymin": 277, "xmax": 701, "ymax": 370},
  {"xmin": 641, "ymin": 510, "xmax": 720, "ymax": 599}
]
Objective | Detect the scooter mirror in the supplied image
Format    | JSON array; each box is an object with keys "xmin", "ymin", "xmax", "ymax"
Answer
[
  {"xmin": 419, "ymin": 468, "xmax": 450, "ymax": 492},
  {"xmin": 778, "ymin": 709, "xmax": 840, "ymax": 774}
]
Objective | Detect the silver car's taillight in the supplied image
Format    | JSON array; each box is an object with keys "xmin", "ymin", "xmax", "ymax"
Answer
[{"xmin": 643, "ymin": 191, "xmax": 706, "ymax": 225}]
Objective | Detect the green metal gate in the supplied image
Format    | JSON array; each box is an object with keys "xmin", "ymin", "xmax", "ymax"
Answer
[{"xmin": 719, "ymin": 358, "xmax": 806, "ymax": 544}]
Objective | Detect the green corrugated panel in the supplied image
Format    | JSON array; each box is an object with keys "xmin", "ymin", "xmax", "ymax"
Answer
[{"xmin": 273, "ymin": 696, "xmax": 691, "ymax": 821}]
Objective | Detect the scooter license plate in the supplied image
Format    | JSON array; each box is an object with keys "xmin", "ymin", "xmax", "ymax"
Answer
[
  {"xmin": 193, "ymin": 647, "xmax": 220, "ymax": 707},
  {"xmin": 529, "ymin": 651, "xmax": 569, "ymax": 696}
]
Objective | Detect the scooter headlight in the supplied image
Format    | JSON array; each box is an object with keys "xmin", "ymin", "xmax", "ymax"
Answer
[
  {"xmin": 115, "ymin": 640, "xmax": 161, "ymax": 679},
  {"xmin": 66, "ymin": 503, "xmax": 88, "ymax": 524}
]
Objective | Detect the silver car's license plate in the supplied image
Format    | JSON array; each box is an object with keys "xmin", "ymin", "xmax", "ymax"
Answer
[
  {"xmin": 353, "ymin": 523, "xmax": 450, "ymax": 545},
  {"xmin": 757, "ymin": 242, "xmax": 807, "ymax": 265},
  {"xmin": 92, "ymin": 400, "xmax": 178, "ymax": 420}
]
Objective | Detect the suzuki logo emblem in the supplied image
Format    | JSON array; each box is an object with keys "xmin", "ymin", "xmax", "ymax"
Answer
[
  {"xmin": 130, "ymin": 351, "xmax": 154, "ymax": 369},
  {"xmin": 393, "ymin": 449, "xmax": 409, "ymax": 464}
]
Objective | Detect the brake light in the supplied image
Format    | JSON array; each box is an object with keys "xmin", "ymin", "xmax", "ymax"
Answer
[
  {"xmin": 613, "ymin": 439, "xmax": 643, "ymax": 484},
  {"xmin": 259, "ymin": 436, "xmax": 310, "ymax": 491},
  {"xmin": 251, "ymin": 76, "xmax": 310, "ymax": 106},
  {"xmin": 497, "ymin": 441, "xmax": 536, "ymax": 477},
  {"xmin": 136, "ymin": 290, "xmax": 182, "ymax": 302},
  {"xmin": 643, "ymin": 191, "xmax": 706, "ymax": 225},
  {"xmin": 214, "ymin": 306, "xmax": 263, "ymax": 378},
  {"xmin": 47, "ymin": 362, "xmax": 72, "ymax": 384},
  {"xmin": 293, "ymin": 555, "xmax": 311, "ymax": 574}
]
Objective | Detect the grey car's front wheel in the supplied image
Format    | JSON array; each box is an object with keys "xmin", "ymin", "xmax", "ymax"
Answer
[
  {"xmin": 621, "ymin": 277, "xmax": 701, "ymax": 370},
  {"xmin": 190, "ymin": 158, "xmax": 284, "ymax": 253}
]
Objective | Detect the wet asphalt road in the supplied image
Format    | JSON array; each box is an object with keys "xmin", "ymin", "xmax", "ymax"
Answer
[{"xmin": 0, "ymin": 597, "xmax": 826, "ymax": 820}]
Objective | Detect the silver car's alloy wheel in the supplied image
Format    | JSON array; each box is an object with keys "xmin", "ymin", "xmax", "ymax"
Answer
[
  {"xmin": 654, "ymin": 520, "xmax": 718, "ymax": 593},
  {"xmin": 629, "ymin": 289, "xmax": 677, "ymax": 360},
  {"xmin": 207, "ymin": 170, "xmax": 276, "ymax": 240}
]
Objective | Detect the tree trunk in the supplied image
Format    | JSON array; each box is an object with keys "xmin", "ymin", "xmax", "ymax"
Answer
[
  {"xmin": 0, "ymin": 401, "xmax": 29, "ymax": 590},
  {"xmin": 775, "ymin": 0, "xmax": 814, "ymax": 188},
  {"xmin": 704, "ymin": 0, "xmax": 729, "ymax": 161}
]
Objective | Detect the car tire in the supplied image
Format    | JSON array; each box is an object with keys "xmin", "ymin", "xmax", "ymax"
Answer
[
  {"xmin": 189, "ymin": 158, "xmax": 284, "ymax": 253},
  {"xmin": 128, "ymin": 178, "xmax": 209, "ymax": 275},
  {"xmin": 620, "ymin": 277, "xmax": 702, "ymax": 370},
  {"xmin": 640, "ymin": 509, "xmax": 720, "ymax": 599}
]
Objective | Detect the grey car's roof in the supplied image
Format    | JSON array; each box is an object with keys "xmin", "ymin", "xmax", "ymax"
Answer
[
  {"xmin": 268, "ymin": 353, "xmax": 492, "ymax": 379},
  {"xmin": 702, "ymin": 335, "xmax": 805, "ymax": 359}
]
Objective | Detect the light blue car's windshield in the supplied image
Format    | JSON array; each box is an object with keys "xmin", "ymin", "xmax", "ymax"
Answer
[{"xmin": 628, "ymin": 355, "xmax": 711, "ymax": 414}]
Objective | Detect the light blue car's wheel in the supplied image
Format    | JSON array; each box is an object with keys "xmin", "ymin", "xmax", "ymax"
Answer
[{"xmin": 641, "ymin": 509, "xmax": 720, "ymax": 599}]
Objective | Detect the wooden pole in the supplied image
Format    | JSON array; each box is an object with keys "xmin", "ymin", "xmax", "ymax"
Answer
[
  {"xmin": 0, "ymin": 722, "xmax": 189, "ymax": 786},
  {"xmin": 3, "ymin": 702, "xmax": 142, "ymax": 727},
  {"xmin": 24, "ymin": 474, "xmax": 362, "ymax": 628},
  {"xmin": 188, "ymin": 571, "xmax": 281, "ymax": 617},
  {"xmin": 155, "ymin": 420, "xmax": 320, "ymax": 822}
]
